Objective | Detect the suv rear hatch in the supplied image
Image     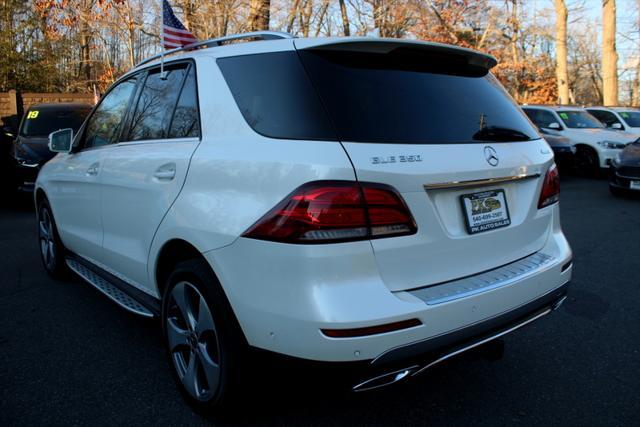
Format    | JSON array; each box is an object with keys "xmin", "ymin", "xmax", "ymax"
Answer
[{"xmin": 218, "ymin": 39, "xmax": 554, "ymax": 292}]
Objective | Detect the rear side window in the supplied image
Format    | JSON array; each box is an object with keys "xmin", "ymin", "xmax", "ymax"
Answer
[
  {"xmin": 218, "ymin": 49, "xmax": 538, "ymax": 144},
  {"xmin": 168, "ymin": 65, "xmax": 200, "ymax": 138},
  {"xmin": 217, "ymin": 52, "xmax": 336, "ymax": 140},
  {"xmin": 128, "ymin": 65, "xmax": 188, "ymax": 141}
]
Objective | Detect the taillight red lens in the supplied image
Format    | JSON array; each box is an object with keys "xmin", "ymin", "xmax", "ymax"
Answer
[
  {"xmin": 538, "ymin": 164, "xmax": 560, "ymax": 209},
  {"xmin": 242, "ymin": 181, "xmax": 416, "ymax": 243}
]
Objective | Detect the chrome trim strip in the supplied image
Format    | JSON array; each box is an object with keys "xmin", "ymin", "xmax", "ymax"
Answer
[
  {"xmin": 411, "ymin": 307, "xmax": 552, "ymax": 377},
  {"xmin": 66, "ymin": 259, "xmax": 154, "ymax": 317},
  {"xmin": 409, "ymin": 252, "xmax": 555, "ymax": 306},
  {"xmin": 424, "ymin": 173, "xmax": 540, "ymax": 190}
]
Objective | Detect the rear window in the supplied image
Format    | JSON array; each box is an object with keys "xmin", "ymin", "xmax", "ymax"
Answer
[
  {"xmin": 20, "ymin": 106, "xmax": 90, "ymax": 137},
  {"xmin": 218, "ymin": 49, "xmax": 538, "ymax": 144}
]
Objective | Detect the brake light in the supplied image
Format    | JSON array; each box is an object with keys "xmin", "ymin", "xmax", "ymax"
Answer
[
  {"xmin": 538, "ymin": 164, "xmax": 560, "ymax": 209},
  {"xmin": 242, "ymin": 181, "xmax": 417, "ymax": 243}
]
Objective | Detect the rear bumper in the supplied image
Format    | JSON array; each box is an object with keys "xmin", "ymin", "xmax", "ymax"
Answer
[
  {"xmin": 204, "ymin": 204, "xmax": 572, "ymax": 363},
  {"xmin": 372, "ymin": 280, "xmax": 568, "ymax": 367}
]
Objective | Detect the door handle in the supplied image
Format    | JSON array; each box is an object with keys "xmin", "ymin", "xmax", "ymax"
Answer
[
  {"xmin": 153, "ymin": 163, "xmax": 176, "ymax": 180},
  {"xmin": 86, "ymin": 162, "xmax": 99, "ymax": 176}
]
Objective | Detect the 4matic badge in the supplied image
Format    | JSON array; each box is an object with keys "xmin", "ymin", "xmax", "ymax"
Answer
[{"xmin": 371, "ymin": 155, "xmax": 423, "ymax": 165}]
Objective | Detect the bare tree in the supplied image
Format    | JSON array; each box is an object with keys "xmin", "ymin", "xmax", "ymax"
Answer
[
  {"xmin": 248, "ymin": 0, "xmax": 270, "ymax": 31},
  {"xmin": 602, "ymin": 0, "xmax": 618, "ymax": 105}
]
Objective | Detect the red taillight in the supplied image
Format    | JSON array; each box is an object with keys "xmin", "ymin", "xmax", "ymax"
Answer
[
  {"xmin": 242, "ymin": 181, "xmax": 417, "ymax": 243},
  {"xmin": 538, "ymin": 164, "xmax": 560, "ymax": 209}
]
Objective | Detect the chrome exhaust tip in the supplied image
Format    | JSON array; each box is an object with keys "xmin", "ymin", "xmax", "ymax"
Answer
[{"xmin": 352, "ymin": 366, "xmax": 419, "ymax": 392}]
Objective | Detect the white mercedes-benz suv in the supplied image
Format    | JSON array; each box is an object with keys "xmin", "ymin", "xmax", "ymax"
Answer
[{"xmin": 36, "ymin": 32, "xmax": 572, "ymax": 411}]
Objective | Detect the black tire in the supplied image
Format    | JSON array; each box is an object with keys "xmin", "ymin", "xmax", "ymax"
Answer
[
  {"xmin": 161, "ymin": 259, "xmax": 247, "ymax": 413},
  {"xmin": 574, "ymin": 146, "xmax": 600, "ymax": 177},
  {"xmin": 609, "ymin": 185, "xmax": 626, "ymax": 197},
  {"xmin": 37, "ymin": 198, "xmax": 68, "ymax": 279}
]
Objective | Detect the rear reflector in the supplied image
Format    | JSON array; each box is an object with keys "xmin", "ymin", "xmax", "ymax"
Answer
[
  {"xmin": 242, "ymin": 181, "xmax": 416, "ymax": 243},
  {"xmin": 321, "ymin": 318, "xmax": 423, "ymax": 338},
  {"xmin": 538, "ymin": 164, "xmax": 560, "ymax": 209}
]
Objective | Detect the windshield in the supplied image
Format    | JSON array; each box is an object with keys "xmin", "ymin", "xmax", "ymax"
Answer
[
  {"xmin": 618, "ymin": 111, "xmax": 640, "ymax": 128},
  {"xmin": 20, "ymin": 107, "xmax": 90, "ymax": 137},
  {"xmin": 218, "ymin": 49, "xmax": 538, "ymax": 144},
  {"xmin": 558, "ymin": 111, "xmax": 604, "ymax": 129}
]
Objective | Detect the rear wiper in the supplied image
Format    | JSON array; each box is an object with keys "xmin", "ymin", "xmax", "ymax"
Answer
[{"xmin": 473, "ymin": 126, "xmax": 532, "ymax": 142}]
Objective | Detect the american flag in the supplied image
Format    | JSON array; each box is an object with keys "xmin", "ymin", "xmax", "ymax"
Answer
[{"xmin": 162, "ymin": 0, "xmax": 197, "ymax": 49}]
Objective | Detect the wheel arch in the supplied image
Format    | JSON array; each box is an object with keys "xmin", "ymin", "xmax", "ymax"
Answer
[{"xmin": 155, "ymin": 238, "xmax": 203, "ymax": 298}]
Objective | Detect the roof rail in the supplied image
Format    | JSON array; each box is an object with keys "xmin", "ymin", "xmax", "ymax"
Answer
[{"xmin": 136, "ymin": 31, "xmax": 294, "ymax": 68}]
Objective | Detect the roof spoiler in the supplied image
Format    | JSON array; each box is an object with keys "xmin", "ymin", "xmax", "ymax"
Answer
[{"xmin": 294, "ymin": 38, "xmax": 497, "ymax": 71}]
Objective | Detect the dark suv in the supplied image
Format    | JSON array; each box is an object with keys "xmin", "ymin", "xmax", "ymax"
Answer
[{"xmin": 12, "ymin": 103, "xmax": 91, "ymax": 192}]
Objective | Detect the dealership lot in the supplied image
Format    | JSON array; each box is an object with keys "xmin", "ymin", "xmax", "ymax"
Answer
[{"xmin": 0, "ymin": 176, "xmax": 638, "ymax": 426}]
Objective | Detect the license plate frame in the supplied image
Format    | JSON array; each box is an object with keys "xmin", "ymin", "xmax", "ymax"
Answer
[{"xmin": 460, "ymin": 189, "xmax": 511, "ymax": 235}]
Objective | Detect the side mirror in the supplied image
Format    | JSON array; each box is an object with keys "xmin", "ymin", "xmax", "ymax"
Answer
[
  {"xmin": 547, "ymin": 122, "xmax": 561, "ymax": 130},
  {"xmin": 2, "ymin": 125, "xmax": 14, "ymax": 138},
  {"xmin": 48, "ymin": 128, "xmax": 73, "ymax": 153},
  {"xmin": 611, "ymin": 122, "xmax": 623, "ymax": 130}
]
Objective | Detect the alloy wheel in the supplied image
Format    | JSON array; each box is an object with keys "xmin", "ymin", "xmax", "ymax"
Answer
[
  {"xmin": 166, "ymin": 281, "xmax": 221, "ymax": 402},
  {"xmin": 38, "ymin": 207, "xmax": 56, "ymax": 271}
]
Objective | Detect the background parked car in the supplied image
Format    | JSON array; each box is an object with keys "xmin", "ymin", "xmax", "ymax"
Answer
[
  {"xmin": 12, "ymin": 103, "xmax": 91, "ymax": 192},
  {"xmin": 1, "ymin": 115, "xmax": 19, "ymax": 196},
  {"xmin": 522, "ymin": 105, "xmax": 636, "ymax": 176},
  {"xmin": 586, "ymin": 107, "xmax": 640, "ymax": 136},
  {"xmin": 609, "ymin": 139, "xmax": 640, "ymax": 196},
  {"xmin": 538, "ymin": 127, "xmax": 575, "ymax": 168}
]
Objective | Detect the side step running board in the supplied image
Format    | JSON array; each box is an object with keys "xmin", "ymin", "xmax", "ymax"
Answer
[{"xmin": 66, "ymin": 258, "xmax": 156, "ymax": 318}]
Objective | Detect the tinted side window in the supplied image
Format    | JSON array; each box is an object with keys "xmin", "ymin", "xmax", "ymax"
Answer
[
  {"xmin": 128, "ymin": 65, "xmax": 187, "ymax": 141},
  {"xmin": 217, "ymin": 52, "xmax": 337, "ymax": 140},
  {"xmin": 524, "ymin": 109, "xmax": 557, "ymax": 128},
  {"xmin": 169, "ymin": 65, "xmax": 200, "ymax": 138},
  {"xmin": 588, "ymin": 110, "xmax": 620, "ymax": 127},
  {"xmin": 83, "ymin": 78, "xmax": 137, "ymax": 148}
]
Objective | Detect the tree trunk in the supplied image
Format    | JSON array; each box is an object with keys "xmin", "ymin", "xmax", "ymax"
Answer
[
  {"xmin": 632, "ymin": 0, "xmax": 640, "ymax": 105},
  {"xmin": 554, "ymin": 0, "xmax": 570, "ymax": 104},
  {"xmin": 181, "ymin": 1, "xmax": 195, "ymax": 32},
  {"xmin": 338, "ymin": 0, "xmax": 350, "ymax": 36},
  {"xmin": 315, "ymin": 0, "xmax": 330, "ymax": 36},
  {"xmin": 247, "ymin": 0, "xmax": 270, "ymax": 31},
  {"xmin": 286, "ymin": 0, "xmax": 301, "ymax": 33},
  {"xmin": 602, "ymin": 0, "xmax": 618, "ymax": 106}
]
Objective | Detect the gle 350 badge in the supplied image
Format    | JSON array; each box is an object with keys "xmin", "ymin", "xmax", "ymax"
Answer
[
  {"xmin": 460, "ymin": 189, "xmax": 511, "ymax": 234},
  {"xmin": 371, "ymin": 155, "xmax": 423, "ymax": 165}
]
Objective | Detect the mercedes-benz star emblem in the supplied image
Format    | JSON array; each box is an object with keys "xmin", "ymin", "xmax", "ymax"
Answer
[{"xmin": 484, "ymin": 146, "xmax": 499, "ymax": 167}]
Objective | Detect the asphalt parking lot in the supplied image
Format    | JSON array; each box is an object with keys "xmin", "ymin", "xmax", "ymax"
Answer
[{"xmin": 1, "ymin": 175, "xmax": 639, "ymax": 426}]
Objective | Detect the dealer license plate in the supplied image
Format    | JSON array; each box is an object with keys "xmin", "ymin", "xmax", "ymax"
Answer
[{"xmin": 461, "ymin": 189, "xmax": 511, "ymax": 234}]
